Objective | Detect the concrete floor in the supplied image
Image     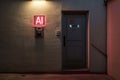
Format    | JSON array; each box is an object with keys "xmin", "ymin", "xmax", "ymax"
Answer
[{"xmin": 0, "ymin": 74, "xmax": 112, "ymax": 80}]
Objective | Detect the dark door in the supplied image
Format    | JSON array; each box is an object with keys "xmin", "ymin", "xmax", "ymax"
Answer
[{"xmin": 62, "ymin": 13, "xmax": 87, "ymax": 70}]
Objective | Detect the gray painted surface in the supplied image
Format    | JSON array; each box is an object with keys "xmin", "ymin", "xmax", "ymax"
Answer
[
  {"xmin": 62, "ymin": 0, "xmax": 107, "ymax": 73},
  {"xmin": 0, "ymin": 0, "xmax": 106, "ymax": 73},
  {"xmin": 62, "ymin": 14, "xmax": 87, "ymax": 69}
]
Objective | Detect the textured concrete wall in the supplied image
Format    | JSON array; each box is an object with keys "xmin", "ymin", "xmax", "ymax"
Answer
[
  {"xmin": 0, "ymin": 0, "xmax": 61, "ymax": 72},
  {"xmin": 62, "ymin": 0, "xmax": 107, "ymax": 73},
  {"xmin": 0, "ymin": 0, "xmax": 106, "ymax": 73},
  {"xmin": 108, "ymin": 0, "xmax": 120, "ymax": 79}
]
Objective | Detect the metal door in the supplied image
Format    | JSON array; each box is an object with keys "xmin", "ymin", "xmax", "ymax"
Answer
[{"xmin": 62, "ymin": 14, "xmax": 87, "ymax": 70}]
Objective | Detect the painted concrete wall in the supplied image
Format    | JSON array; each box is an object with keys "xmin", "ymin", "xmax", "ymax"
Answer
[
  {"xmin": 0, "ymin": 0, "xmax": 106, "ymax": 73},
  {"xmin": 108, "ymin": 0, "xmax": 120, "ymax": 79},
  {"xmin": 62, "ymin": 0, "xmax": 107, "ymax": 73},
  {"xmin": 0, "ymin": 0, "xmax": 61, "ymax": 72}
]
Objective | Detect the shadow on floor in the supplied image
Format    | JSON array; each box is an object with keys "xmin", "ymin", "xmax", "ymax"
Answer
[{"xmin": 0, "ymin": 74, "xmax": 113, "ymax": 80}]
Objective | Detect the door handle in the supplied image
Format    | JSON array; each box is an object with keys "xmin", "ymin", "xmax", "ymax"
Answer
[{"xmin": 63, "ymin": 36, "xmax": 66, "ymax": 47}]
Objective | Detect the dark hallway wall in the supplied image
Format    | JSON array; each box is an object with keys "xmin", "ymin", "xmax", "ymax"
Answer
[
  {"xmin": 0, "ymin": 1, "xmax": 61, "ymax": 72},
  {"xmin": 62, "ymin": 0, "xmax": 107, "ymax": 73},
  {"xmin": 0, "ymin": 0, "xmax": 106, "ymax": 73},
  {"xmin": 108, "ymin": 0, "xmax": 120, "ymax": 79}
]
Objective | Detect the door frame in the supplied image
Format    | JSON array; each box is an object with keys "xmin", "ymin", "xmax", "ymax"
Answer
[{"xmin": 61, "ymin": 11, "xmax": 89, "ymax": 72}]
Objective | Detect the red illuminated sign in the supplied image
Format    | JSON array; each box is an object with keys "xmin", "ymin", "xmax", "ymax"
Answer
[{"xmin": 33, "ymin": 15, "xmax": 46, "ymax": 27}]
